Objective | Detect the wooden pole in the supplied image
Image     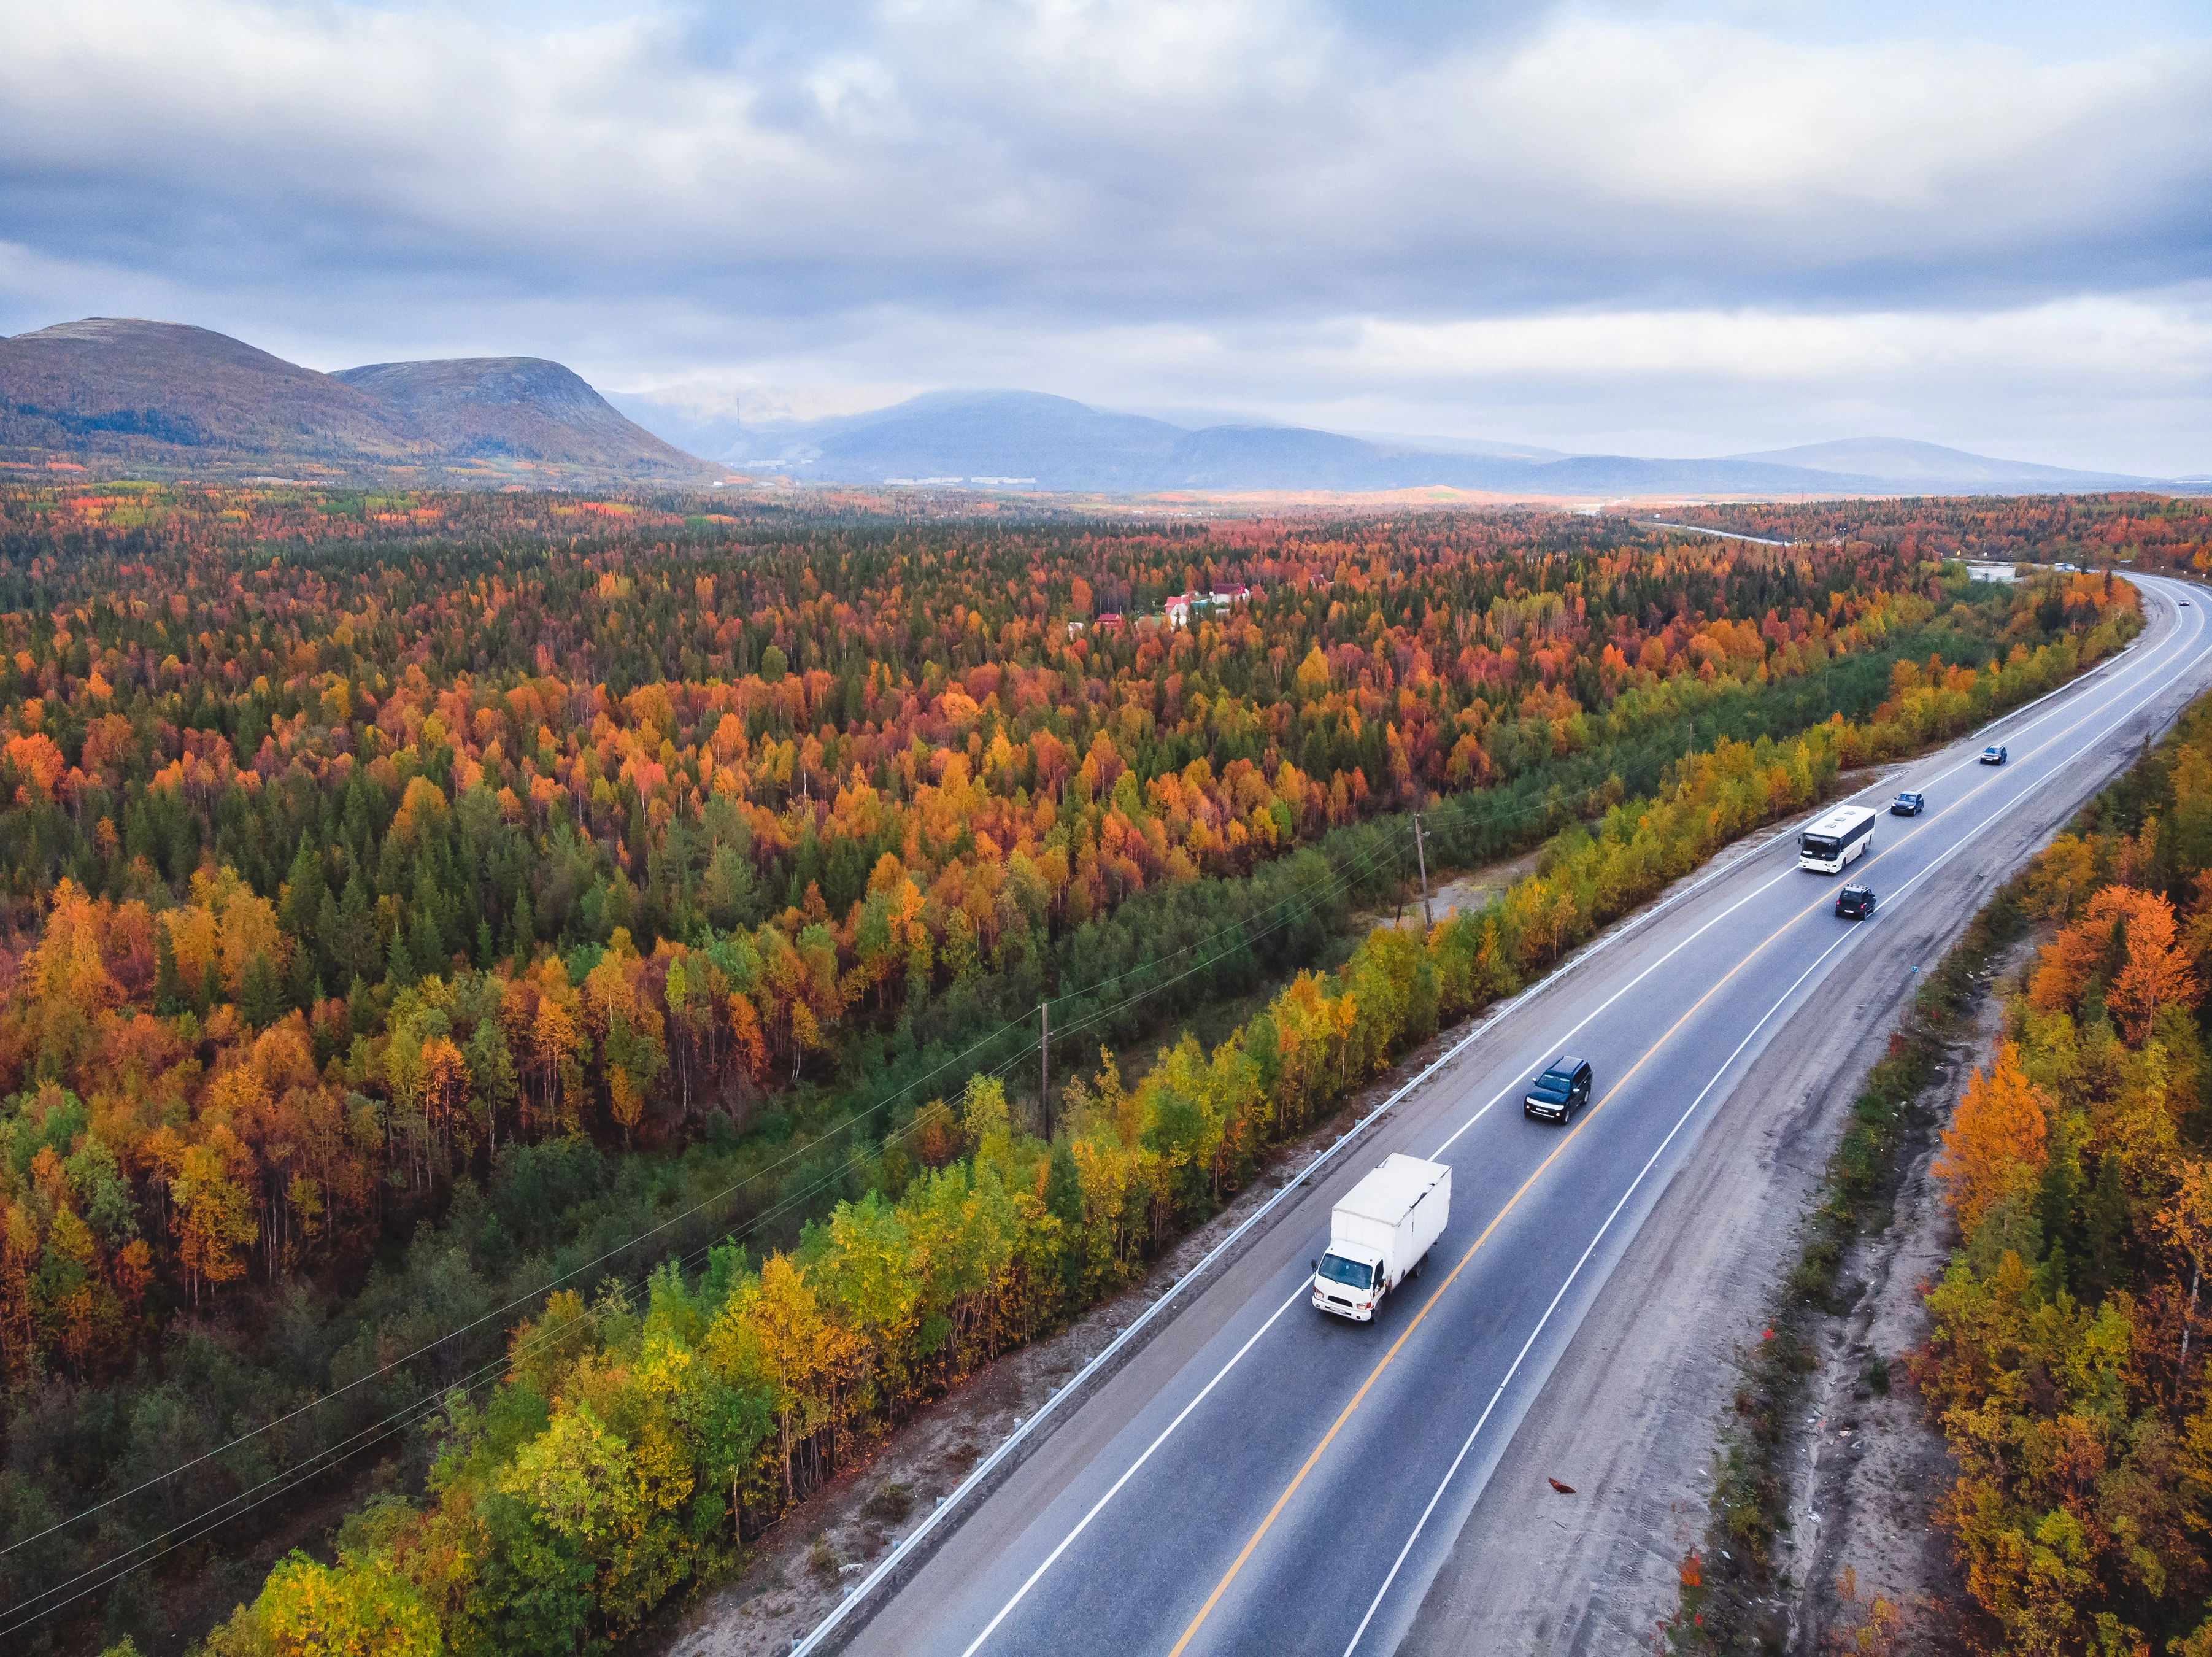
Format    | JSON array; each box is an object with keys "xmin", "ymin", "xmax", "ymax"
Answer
[
  {"xmin": 1040, "ymin": 1000, "xmax": 1050, "ymax": 1140},
  {"xmin": 1414, "ymin": 811, "xmax": 1433, "ymax": 930}
]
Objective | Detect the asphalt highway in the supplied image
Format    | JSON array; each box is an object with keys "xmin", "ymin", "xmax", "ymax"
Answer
[{"xmin": 828, "ymin": 575, "xmax": 2212, "ymax": 1657}]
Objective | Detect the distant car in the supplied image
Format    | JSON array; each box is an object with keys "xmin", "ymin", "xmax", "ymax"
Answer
[
  {"xmin": 1890, "ymin": 791, "xmax": 1924, "ymax": 816},
  {"xmin": 1836, "ymin": 885, "xmax": 1876, "ymax": 919},
  {"xmin": 1979, "ymin": 744, "xmax": 2008, "ymax": 765},
  {"xmin": 1524, "ymin": 1056, "xmax": 1593, "ymax": 1124}
]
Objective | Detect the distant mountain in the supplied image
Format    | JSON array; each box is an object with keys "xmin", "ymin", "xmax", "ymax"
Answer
[
  {"xmin": 1341, "ymin": 430, "xmax": 1568, "ymax": 461},
  {"xmin": 7, "ymin": 326, "xmax": 2173, "ymax": 496},
  {"xmin": 661, "ymin": 390, "xmax": 2173, "ymax": 497},
  {"xmin": 692, "ymin": 390, "xmax": 1884, "ymax": 495},
  {"xmin": 1724, "ymin": 437, "xmax": 2156, "ymax": 492},
  {"xmin": 0, "ymin": 318, "xmax": 711, "ymax": 481},
  {"xmin": 1162, "ymin": 423, "xmax": 1408, "ymax": 490},
  {"xmin": 333, "ymin": 358, "xmax": 698, "ymax": 472},
  {"xmin": 0, "ymin": 318, "xmax": 418, "ymax": 462},
  {"xmin": 736, "ymin": 390, "xmax": 1189, "ymax": 490}
]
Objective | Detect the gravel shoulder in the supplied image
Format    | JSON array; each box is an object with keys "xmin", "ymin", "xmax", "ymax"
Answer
[
  {"xmin": 1395, "ymin": 898, "xmax": 1935, "ymax": 1656},
  {"xmin": 649, "ymin": 787, "xmax": 1892, "ymax": 1657},
  {"xmin": 647, "ymin": 733, "xmax": 2132, "ymax": 1657},
  {"xmin": 645, "ymin": 832, "xmax": 1581, "ymax": 1657},
  {"xmin": 1393, "ymin": 623, "xmax": 2191, "ymax": 1655},
  {"xmin": 1782, "ymin": 941, "xmax": 2035, "ymax": 1654}
]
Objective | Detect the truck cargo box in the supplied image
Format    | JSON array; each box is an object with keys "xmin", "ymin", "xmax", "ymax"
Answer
[{"xmin": 1313, "ymin": 1154, "xmax": 1451, "ymax": 1322}]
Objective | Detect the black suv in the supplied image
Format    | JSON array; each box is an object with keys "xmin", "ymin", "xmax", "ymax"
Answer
[
  {"xmin": 1524, "ymin": 1056, "xmax": 1593, "ymax": 1122},
  {"xmin": 1836, "ymin": 884, "xmax": 1876, "ymax": 919}
]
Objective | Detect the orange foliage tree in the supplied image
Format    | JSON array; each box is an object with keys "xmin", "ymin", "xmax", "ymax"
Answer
[{"xmin": 1933, "ymin": 1041, "xmax": 2050, "ymax": 1232}]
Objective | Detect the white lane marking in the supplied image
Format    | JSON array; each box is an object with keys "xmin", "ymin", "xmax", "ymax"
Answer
[
  {"xmin": 954, "ymin": 1286, "xmax": 1311, "ymax": 1657},
  {"xmin": 835, "ymin": 581, "xmax": 2200, "ymax": 1657},
  {"xmin": 1341, "ymin": 599, "xmax": 2212, "ymax": 1654},
  {"xmin": 1343, "ymin": 926, "xmax": 1854, "ymax": 1654}
]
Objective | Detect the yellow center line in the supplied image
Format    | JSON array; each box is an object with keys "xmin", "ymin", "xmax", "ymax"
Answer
[
  {"xmin": 1167, "ymin": 652, "xmax": 2172, "ymax": 1655},
  {"xmin": 1167, "ymin": 890, "xmax": 1816, "ymax": 1655}
]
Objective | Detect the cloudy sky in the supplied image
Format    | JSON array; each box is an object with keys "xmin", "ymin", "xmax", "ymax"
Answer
[{"xmin": 2, "ymin": 0, "xmax": 2207, "ymax": 471}]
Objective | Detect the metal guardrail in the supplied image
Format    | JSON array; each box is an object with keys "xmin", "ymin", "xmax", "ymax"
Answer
[{"xmin": 787, "ymin": 606, "xmax": 2156, "ymax": 1655}]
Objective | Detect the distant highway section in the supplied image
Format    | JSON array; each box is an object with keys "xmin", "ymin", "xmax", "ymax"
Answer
[{"xmin": 1635, "ymin": 519, "xmax": 1793, "ymax": 545}]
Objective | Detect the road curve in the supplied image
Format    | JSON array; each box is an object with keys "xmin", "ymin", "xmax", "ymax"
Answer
[{"xmin": 826, "ymin": 575, "xmax": 2212, "ymax": 1657}]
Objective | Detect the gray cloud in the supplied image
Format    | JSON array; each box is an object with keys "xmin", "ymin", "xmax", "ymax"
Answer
[{"xmin": 0, "ymin": 0, "xmax": 2206, "ymax": 471}]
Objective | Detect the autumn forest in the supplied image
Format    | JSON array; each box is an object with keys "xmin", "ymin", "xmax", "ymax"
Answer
[{"xmin": 0, "ymin": 481, "xmax": 2166, "ymax": 1655}]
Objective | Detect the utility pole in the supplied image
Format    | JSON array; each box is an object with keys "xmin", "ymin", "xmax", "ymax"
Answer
[
  {"xmin": 1039, "ymin": 1000, "xmax": 1050, "ymax": 1140},
  {"xmin": 1412, "ymin": 809, "xmax": 1433, "ymax": 930}
]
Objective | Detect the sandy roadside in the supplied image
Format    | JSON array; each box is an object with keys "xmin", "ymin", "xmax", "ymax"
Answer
[{"xmin": 1781, "ymin": 944, "xmax": 2033, "ymax": 1653}]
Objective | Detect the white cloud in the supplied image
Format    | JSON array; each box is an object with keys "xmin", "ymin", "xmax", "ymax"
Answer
[
  {"xmin": 600, "ymin": 292, "xmax": 2210, "ymax": 473},
  {"xmin": 1342, "ymin": 296, "xmax": 2212, "ymax": 388},
  {"xmin": 5, "ymin": 0, "xmax": 2199, "ymax": 296},
  {"xmin": 1, "ymin": 0, "xmax": 2205, "ymax": 473}
]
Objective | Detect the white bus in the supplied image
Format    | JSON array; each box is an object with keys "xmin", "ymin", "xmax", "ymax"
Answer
[{"xmin": 1800, "ymin": 804, "xmax": 1876, "ymax": 874}]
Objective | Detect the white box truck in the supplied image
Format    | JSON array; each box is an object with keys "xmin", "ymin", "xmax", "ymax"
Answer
[{"xmin": 1312, "ymin": 1153, "xmax": 1452, "ymax": 1322}]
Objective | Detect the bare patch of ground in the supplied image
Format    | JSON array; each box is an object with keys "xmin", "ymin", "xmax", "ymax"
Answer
[
  {"xmin": 1368, "ymin": 847, "xmax": 1546, "ymax": 934},
  {"xmin": 1782, "ymin": 942, "xmax": 2032, "ymax": 1653}
]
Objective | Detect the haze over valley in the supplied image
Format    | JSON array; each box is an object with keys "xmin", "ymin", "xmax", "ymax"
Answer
[{"xmin": 0, "ymin": 317, "xmax": 2181, "ymax": 499}]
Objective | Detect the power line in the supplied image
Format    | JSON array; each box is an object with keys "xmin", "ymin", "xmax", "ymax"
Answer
[
  {"xmin": 979, "ymin": 834, "xmax": 1402, "ymax": 1094},
  {"xmin": 2, "ymin": 1004, "xmax": 1033, "ymax": 1562},
  {"xmin": 22, "ymin": 707, "xmax": 1687, "ymax": 1599},
  {"xmin": 4, "ymin": 1033, "xmax": 1045, "ymax": 1631},
  {"xmin": 2, "ymin": 827, "xmax": 1414, "ymax": 1631},
  {"xmin": 5, "ymin": 811, "xmax": 1404, "ymax": 1572}
]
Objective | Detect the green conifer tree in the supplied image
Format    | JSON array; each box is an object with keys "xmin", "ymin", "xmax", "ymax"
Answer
[
  {"xmin": 241, "ymin": 951, "xmax": 285, "ymax": 1030},
  {"xmin": 154, "ymin": 926, "xmax": 187, "ymax": 1016},
  {"xmin": 387, "ymin": 927, "xmax": 418, "ymax": 989}
]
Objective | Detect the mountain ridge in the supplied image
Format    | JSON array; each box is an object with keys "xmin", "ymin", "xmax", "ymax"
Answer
[
  {"xmin": 614, "ymin": 385, "xmax": 2166, "ymax": 496},
  {"xmin": 332, "ymin": 357, "xmax": 698, "ymax": 470},
  {"xmin": 0, "ymin": 319, "xmax": 709, "ymax": 481},
  {"xmin": 1, "ymin": 319, "xmax": 2178, "ymax": 496}
]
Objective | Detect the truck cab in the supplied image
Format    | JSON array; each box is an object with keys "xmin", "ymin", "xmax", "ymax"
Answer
[{"xmin": 1312, "ymin": 1247, "xmax": 1386, "ymax": 1320}]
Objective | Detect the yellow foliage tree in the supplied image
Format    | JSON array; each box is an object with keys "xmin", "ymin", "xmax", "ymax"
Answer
[
  {"xmin": 256, "ymin": 1549, "xmax": 441, "ymax": 1657},
  {"xmin": 170, "ymin": 1132, "xmax": 258, "ymax": 1304},
  {"xmin": 708, "ymin": 1254, "xmax": 859, "ymax": 1502}
]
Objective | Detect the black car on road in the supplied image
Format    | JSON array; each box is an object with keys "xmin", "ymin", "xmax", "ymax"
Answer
[
  {"xmin": 1890, "ymin": 791, "xmax": 1924, "ymax": 816},
  {"xmin": 1979, "ymin": 744, "xmax": 2008, "ymax": 765},
  {"xmin": 1524, "ymin": 1057, "xmax": 1593, "ymax": 1123},
  {"xmin": 1836, "ymin": 884, "xmax": 1876, "ymax": 919}
]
